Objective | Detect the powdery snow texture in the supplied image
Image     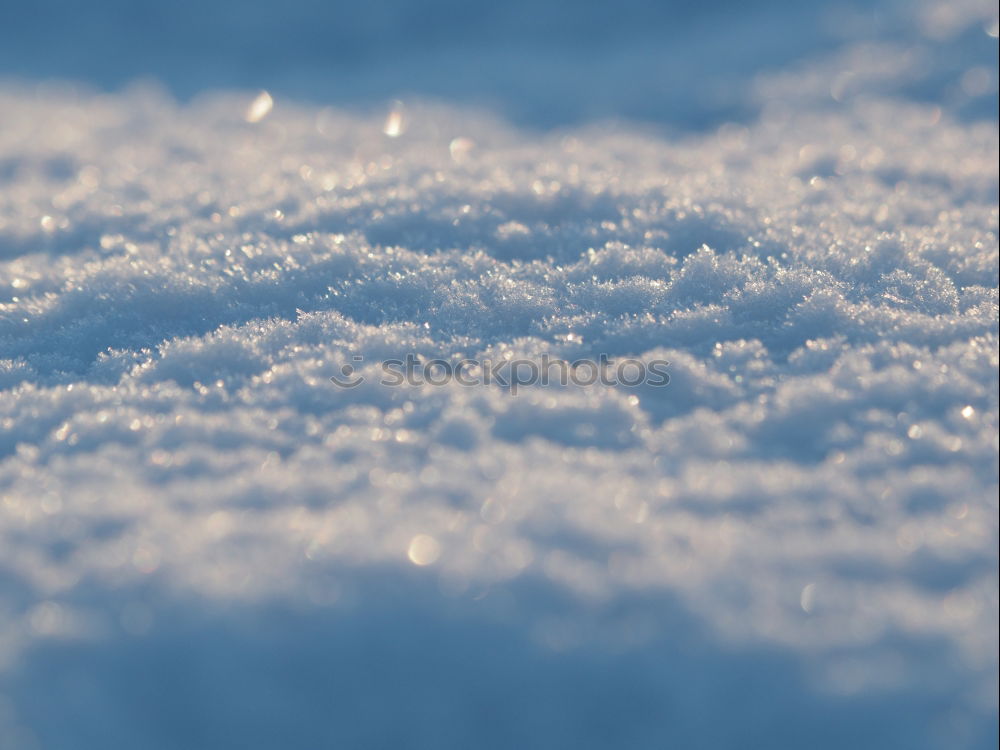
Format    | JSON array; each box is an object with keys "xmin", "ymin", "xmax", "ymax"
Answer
[{"xmin": 0, "ymin": 2, "xmax": 997, "ymax": 747}]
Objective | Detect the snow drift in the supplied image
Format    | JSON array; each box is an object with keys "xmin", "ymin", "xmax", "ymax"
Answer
[{"xmin": 0, "ymin": 0, "xmax": 997, "ymax": 747}]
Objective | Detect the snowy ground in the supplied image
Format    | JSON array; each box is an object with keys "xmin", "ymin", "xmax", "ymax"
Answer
[{"xmin": 0, "ymin": 1, "xmax": 998, "ymax": 748}]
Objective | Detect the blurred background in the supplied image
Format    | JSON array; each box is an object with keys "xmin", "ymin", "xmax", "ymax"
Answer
[{"xmin": 1, "ymin": 0, "xmax": 996, "ymax": 130}]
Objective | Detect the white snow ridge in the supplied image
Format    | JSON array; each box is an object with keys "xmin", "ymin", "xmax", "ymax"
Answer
[{"xmin": 0, "ymin": 1, "xmax": 997, "ymax": 748}]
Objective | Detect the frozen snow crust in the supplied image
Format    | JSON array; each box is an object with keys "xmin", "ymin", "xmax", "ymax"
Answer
[{"xmin": 0, "ymin": 3, "xmax": 998, "ymax": 747}]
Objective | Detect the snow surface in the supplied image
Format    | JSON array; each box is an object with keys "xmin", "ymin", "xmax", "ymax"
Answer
[{"xmin": 0, "ymin": 1, "xmax": 998, "ymax": 748}]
